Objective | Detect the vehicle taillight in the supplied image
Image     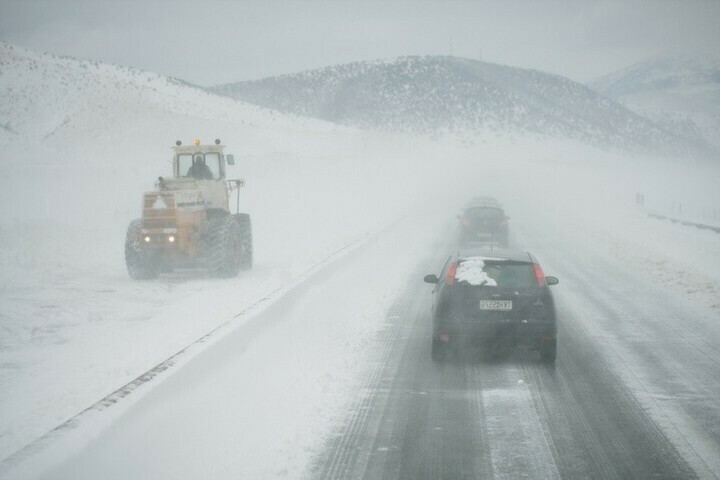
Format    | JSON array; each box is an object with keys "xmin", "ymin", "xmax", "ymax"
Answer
[
  {"xmin": 460, "ymin": 216, "xmax": 470, "ymax": 227},
  {"xmin": 446, "ymin": 262, "xmax": 458, "ymax": 285},
  {"xmin": 500, "ymin": 217, "xmax": 508, "ymax": 227},
  {"xmin": 533, "ymin": 263, "xmax": 547, "ymax": 286}
]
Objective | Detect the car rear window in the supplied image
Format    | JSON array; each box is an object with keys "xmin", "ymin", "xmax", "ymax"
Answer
[
  {"xmin": 456, "ymin": 258, "xmax": 536, "ymax": 288},
  {"xmin": 464, "ymin": 207, "xmax": 504, "ymax": 219}
]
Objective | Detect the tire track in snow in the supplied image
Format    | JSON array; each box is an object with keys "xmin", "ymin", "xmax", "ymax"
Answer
[
  {"xmin": 514, "ymin": 222, "xmax": 706, "ymax": 478},
  {"xmin": 313, "ymin": 278, "xmax": 416, "ymax": 480},
  {"xmin": 549, "ymin": 259, "xmax": 716, "ymax": 478},
  {"xmin": 476, "ymin": 362, "xmax": 561, "ymax": 480}
]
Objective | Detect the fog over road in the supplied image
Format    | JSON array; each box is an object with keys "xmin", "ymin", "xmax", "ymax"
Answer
[{"xmin": 11, "ymin": 209, "xmax": 720, "ymax": 480}]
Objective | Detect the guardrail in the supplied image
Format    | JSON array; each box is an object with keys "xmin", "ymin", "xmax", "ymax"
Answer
[
  {"xmin": 645, "ymin": 212, "xmax": 720, "ymax": 234},
  {"xmin": 636, "ymin": 193, "xmax": 720, "ymax": 234}
]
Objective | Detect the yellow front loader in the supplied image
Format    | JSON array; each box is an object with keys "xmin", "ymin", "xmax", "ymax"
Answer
[{"xmin": 125, "ymin": 139, "xmax": 252, "ymax": 279}]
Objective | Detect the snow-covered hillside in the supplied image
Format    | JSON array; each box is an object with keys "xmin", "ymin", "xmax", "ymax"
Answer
[
  {"xmin": 211, "ymin": 55, "xmax": 715, "ymax": 158},
  {"xmin": 0, "ymin": 42, "xmax": 318, "ymax": 143},
  {"xmin": 591, "ymin": 57, "xmax": 720, "ymax": 149},
  {"xmin": 0, "ymin": 42, "xmax": 456, "ymax": 464}
]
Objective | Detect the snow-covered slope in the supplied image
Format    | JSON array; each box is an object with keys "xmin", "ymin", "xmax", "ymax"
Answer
[
  {"xmin": 590, "ymin": 57, "xmax": 720, "ymax": 149},
  {"xmin": 0, "ymin": 42, "xmax": 455, "ymax": 464},
  {"xmin": 0, "ymin": 41, "xmax": 320, "ymax": 143},
  {"xmin": 211, "ymin": 55, "xmax": 714, "ymax": 158}
]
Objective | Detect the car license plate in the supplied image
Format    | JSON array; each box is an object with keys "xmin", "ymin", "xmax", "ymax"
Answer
[{"xmin": 479, "ymin": 300, "xmax": 512, "ymax": 310}]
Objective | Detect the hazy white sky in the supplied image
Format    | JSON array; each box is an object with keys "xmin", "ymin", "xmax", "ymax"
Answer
[{"xmin": 0, "ymin": 0, "xmax": 718, "ymax": 86}]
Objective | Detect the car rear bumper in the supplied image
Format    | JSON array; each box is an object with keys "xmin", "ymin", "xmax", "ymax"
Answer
[{"xmin": 435, "ymin": 318, "xmax": 555, "ymax": 349}]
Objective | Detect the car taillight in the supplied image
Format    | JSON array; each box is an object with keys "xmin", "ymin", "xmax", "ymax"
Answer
[
  {"xmin": 500, "ymin": 217, "xmax": 508, "ymax": 227},
  {"xmin": 446, "ymin": 262, "xmax": 458, "ymax": 285},
  {"xmin": 533, "ymin": 263, "xmax": 547, "ymax": 286},
  {"xmin": 460, "ymin": 216, "xmax": 470, "ymax": 226}
]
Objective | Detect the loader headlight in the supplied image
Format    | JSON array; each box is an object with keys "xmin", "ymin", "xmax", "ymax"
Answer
[
  {"xmin": 144, "ymin": 236, "xmax": 151, "ymax": 243},
  {"xmin": 168, "ymin": 235, "xmax": 176, "ymax": 243}
]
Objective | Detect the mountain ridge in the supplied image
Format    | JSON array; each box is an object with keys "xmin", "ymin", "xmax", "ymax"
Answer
[
  {"xmin": 211, "ymin": 55, "xmax": 716, "ymax": 158},
  {"xmin": 0, "ymin": 41, "xmax": 337, "ymax": 147},
  {"xmin": 591, "ymin": 56, "xmax": 720, "ymax": 98},
  {"xmin": 589, "ymin": 56, "xmax": 720, "ymax": 149}
]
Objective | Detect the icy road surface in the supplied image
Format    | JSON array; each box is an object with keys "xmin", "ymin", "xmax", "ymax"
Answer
[
  {"xmin": 8, "ymin": 206, "xmax": 720, "ymax": 479},
  {"xmin": 314, "ymin": 222, "xmax": 720, "ymax": 479}
]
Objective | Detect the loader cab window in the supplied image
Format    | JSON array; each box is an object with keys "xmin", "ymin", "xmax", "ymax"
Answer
[
  {"xmin": 178, "ymin": 153, "xmax": 222, "ymax": 179},
  {"xmin": 203, "ymin": 153, "xmax": 221, "ymax": 179}
]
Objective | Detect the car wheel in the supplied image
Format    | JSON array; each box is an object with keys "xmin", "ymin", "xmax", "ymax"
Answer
[
  {"xmin": 431, "ymin": 336, "xmax": 448, "ymax": 363},
  {"xmin": 540, "ymin": 339, "xmax": 557, "ymax": 364}
]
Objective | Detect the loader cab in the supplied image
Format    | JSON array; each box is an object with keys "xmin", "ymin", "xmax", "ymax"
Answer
[
  {"xmin": 178, "ymin": 152, "xmax": 221, "ymax": 179},
  {"xmin": 171, "ymin": 141, "xmax": 234, "ymax": 180}
]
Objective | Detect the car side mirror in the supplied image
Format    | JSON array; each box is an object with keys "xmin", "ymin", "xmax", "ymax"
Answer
[
  {"xmin": 226, "ymin": 154, "xmax": 235, "ymax": 166},
  {"xmin": 545, "ymin": 276, "xmax": 559, "ymax": 286},
  {"xmin": 424, "ymin": 274, "xmax": 439, "ymax": 284}
]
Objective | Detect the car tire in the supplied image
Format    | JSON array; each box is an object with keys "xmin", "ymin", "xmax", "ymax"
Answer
[
  {"xmin": 431, "ymin": 336, "xmax": 448, "ymax": 363},
  {"xmin": 540, "ymin": 339, "xmax": 557, "ymax": 364}
]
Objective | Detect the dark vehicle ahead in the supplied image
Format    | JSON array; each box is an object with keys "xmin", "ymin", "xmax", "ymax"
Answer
[
  {"xmin": 466, "ymin": 195, "xmax": 500, "ymax": 206},
  {"xmin": 424, "ymin": 250, "xmax": 559, "ymax": 363},
  {"xmin": 458, "ymin": 204, "xmax": 509, "ymax": 247}
]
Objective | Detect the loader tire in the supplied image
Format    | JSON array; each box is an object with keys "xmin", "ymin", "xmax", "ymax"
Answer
[
  {"xmin": 233, "ymin": 213, "xmax": 253, "ymax": 270},
  {"xmin": 207, "ymin": 215, "xmax": 242, "ymax": 278},
  {"xmin": 125, "ymin": 219, "xmax": 159, "ymax": 280}
]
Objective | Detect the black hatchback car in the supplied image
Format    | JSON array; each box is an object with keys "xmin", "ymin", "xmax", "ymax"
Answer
[
  {"xmin": 458, "ymin": 204, "xmax": 509, "ymax": 247},
  {"xmin": 424, "ymin": 250, "xmax": 559, "ymax": 363}
]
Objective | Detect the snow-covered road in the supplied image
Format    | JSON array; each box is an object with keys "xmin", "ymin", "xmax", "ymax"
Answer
[
  {"xmin": 6, "ymin": 202, "xmax": 720, "ymax": 479},
  {"xmin": 312, "ymin": 219, "xmax": 720, "ymax": 479}
]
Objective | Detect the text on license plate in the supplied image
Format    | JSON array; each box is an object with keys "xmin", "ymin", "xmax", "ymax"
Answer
[{"xmin": 479, "ymin": 300, "xmax": 512, "ymax": 311}]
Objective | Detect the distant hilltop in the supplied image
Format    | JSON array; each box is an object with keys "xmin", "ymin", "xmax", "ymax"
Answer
[
  {"xmin": 590, "ymin": 56, "xmax": 720, "ymax": 150},
  {"xmin": 211, "ymin": 55, "xmax": 716, "ymax": 158}
]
